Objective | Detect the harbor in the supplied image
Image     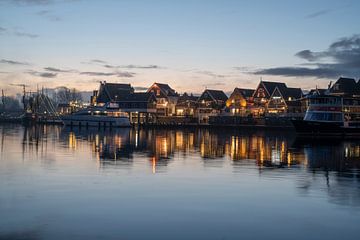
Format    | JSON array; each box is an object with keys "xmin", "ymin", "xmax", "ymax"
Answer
[{"xmin": 2, "ymin": 77, "xmax": 360, "ymax": 135}]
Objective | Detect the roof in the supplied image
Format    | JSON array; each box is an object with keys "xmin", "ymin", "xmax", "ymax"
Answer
[
  {"xmin": 205, "ymin": 89, "xmax": 228, "ymax": 102},
  {"xmin": 261, "ymin": 81, "xmax": 287, "ymax": 96},
  {"xmin": 177, "ymin": 92, "xmax": 199, "ymax": 102},
  {"xmin": 117, "ymin": 92, "xmax": 155, "ymax": 102},
  {"xmin": 233, "ymin": 88, "xmax": 254, "ymax": 98},
  {"xmin": 150, "ymin": 82, "xmax": 178, "ymax": 97},
  {"xmin": 329, "ymin": 77, "xmax": 359, "ymax": 96},
  {"xmin": 281, "ymin": 87, "xmax": 303, "ymax": 100},
  {"xmin": 97, "ymin": 82, "xmax": 134, "ymax": 103},
  {"xmin": 308, "ymin": 88, "xmax": 327, "ymax": 96}
]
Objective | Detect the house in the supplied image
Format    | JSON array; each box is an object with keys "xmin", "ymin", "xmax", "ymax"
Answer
[
  {"xmin": 252, "ymin": 81, "xmax": 287, "ymax": 115},
  {"xmin": 197, "ymin": 89, "xmax": 228, "ymax": 123},
  {"xmin": 328, "ymin": 77, "xmax": 360, "ymax": 97},
  {"xmin": 267, "ymin": 86, "xmax": 303, "ymax": 114},
  {"xmin": 147, "ymin": 83, "xmax": 179, "ymax": 116},
  {"xmin": 93, "ymin": 81, "xmax": 134, "ymax": 105},
  {"xmin": 175, "ymin": 92, "xmax": 199, "ymax": 116},
  {"xmin": 225, "ymin": 88, "xmax": 254, "ymax": 116},
  {"xmin": 116, "ymin": 92, "xmax": 157, "ymax": 124}
]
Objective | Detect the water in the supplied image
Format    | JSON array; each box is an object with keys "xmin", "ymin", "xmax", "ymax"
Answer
[{"xmin": 0, "ymin": 124, "xmax": 359, "ymax": 240}]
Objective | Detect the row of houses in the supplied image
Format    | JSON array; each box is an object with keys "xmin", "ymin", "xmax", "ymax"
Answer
[{"xmin": 86, "ymin": 77, "xmax": 360, "ymax": 123}]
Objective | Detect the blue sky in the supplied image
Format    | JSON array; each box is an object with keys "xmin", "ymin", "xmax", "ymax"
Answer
[{"xmin": 1, "ymin": 0, "xmax": 359, "ymax": 95}]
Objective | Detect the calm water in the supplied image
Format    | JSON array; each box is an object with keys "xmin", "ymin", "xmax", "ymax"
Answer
[{"xmin": 0, "ymin": 124, "xmax": 360, "ymax": 240}]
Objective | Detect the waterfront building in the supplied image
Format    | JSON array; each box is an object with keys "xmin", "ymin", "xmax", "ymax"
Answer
[
  {"xmin": 267, "ymin": 86, "xmax": 303, "ymax": 115},
  {"xmin": 225, "ymin": 88, "xmax": 254, "ymax": 116},
  {"xmin": 252, "ymin": 81, "xmax": 287, "ymax": 116},
  {"xmin": 175, "ymin": 92, "xmax": 199, "ymax": 117},
  {"xmin": 116, "ymin": 92, "xmax": 157, "ymax": 124},
  {"xmin": 328, "ymin": 77, "xmax": 360, "ymax": 97},
  {"xmin": 197, "ymin": 89, "xmax": 228, "ymax": 123},
  {"xmin": 147, "ymin": 83, "xmax": 179, "ymax": 116},
  {"xmin": 92, "ymin": 81, "xmax": 134, "ymax": 106}
]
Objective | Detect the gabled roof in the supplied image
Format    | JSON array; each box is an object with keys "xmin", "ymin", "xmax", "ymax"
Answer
[
  {"xmin": 329, "ymin": 77, "xmax": 359, "ymax": 96},
  {"xmin": 97, "ymin": 82, "xmax": 134, "ymax": 103},
  {"xmin": 117, "ymin": 92, "xmax": 155, "ymax": 103},
  {"xmin": 148, "ymin": 82, "xmax": 179, "ymax": 97},
  {"xmin": 260, "ymin": 81, "xmax": 287, "ymax": 96},
  {"xmin": 204, "ymin": 89, "xmax": 228, "ymax": 102},
  {"xmin": 233, "ymin": 88, "xmax": 255, "ymax": 98}
]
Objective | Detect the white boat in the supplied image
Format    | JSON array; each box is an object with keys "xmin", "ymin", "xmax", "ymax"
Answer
[
  {"xmin": 61, "ymin": 105, "xmax": 131, "ymax": 127},
  {"xmin": 292, "ymin": 95, "xmax": 360, "ymax": 136}
]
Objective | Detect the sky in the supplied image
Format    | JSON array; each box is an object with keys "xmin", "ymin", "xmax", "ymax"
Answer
[{"xmin": 0, "ymin": 0, "xmax": 360, "ymax": 95}]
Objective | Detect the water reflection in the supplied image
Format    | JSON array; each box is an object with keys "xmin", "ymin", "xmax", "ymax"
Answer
[
  {"xmin": 1, "ymin": 124, "xmax": 360, "ymax": 207},
  {"xmin": 4, "ymin": 125, "xmax": 360, "ymax": 173},
  {"xmin": 1, "ymin": 124, "xmax": 360, "ymax": 239}
]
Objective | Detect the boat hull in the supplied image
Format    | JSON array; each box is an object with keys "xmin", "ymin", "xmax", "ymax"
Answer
[
  {"xmin": 291, "ymin": 119, "xmax": 360, "ymax": 136},
  {"xmin": 61, "ymin": 115, "xmax": 131, "ymax": 127}
]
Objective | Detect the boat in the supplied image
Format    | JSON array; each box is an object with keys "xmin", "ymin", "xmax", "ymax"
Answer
[
  {"xmin": 61, "ymin": 103, "xmax": 131, "ymax": 127},
  {"xmin": 291, "ymin": 95, "xmax": 360, "ymax": 136}
]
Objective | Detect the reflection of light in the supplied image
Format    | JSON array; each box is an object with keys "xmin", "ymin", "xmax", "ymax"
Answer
[
  {"xmin": 176, "ymin": 131, "xmax": 183, "ymax": 148},
  {"xmin": 135, "ymin": 131, "xmax": 138, "ymax": 148},
  {"xmin": 152, "ymin": 157, "xmax": 156, "ymax": 174},
  {"xmin": 69, "ymin": 132, "xmax": 76, "ymax": 149}
]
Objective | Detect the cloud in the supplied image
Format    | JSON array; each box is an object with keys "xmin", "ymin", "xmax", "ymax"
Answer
[
  {"xmin": 305, "ymin": 9, "xmax": 332, "ymax": 19},
  {"xmin": 196, "ymin": 70, "xmax": 227, "ymax": 78},
  {"xmin": 254, "ymin": 67, "xmax": 339, "ymax": 78},
  {"xmin": 0, "ymin": 26, "xmax": 38, "ymax": 38},
  {"xmin": 104, "ymin": 64, "xmax": 160, "ymax": 69},
  {"xmin": 14, "ymin": 30, "xmax": 38, "ymax": 38},
  {"xmin": 27, "ymin": 70, "xmax": 57, "ymax": 78},
  {"xmin": 4, "ymin": 0, "xmax": 79, "ymax": 6},
  {"xmin": 0, "ymin": 26, "xmax": 7, "ymax": 34},
  {"xmin": 202, "ymin": 82, "xmax": 226, "ymax": 87},
  {"xmin": 251, "ymin": 34, "xmax": 360, "ymax": 79},
  {"xmin": 117, "ymin": 71, "xmax": 135, "ymax": 78},
  {"xmin": 80, "ymin": 71, "xmax": 115, "ymax": 76},
  {"xmin": 0, "ymin": 59, "xmax": 30, "ymax": 65},
  {"xmin": 5, "ymin": 0, "xmax": 51, "ymax": 5},
  {"xmin": 44, "ymin": 67, "xmax": 76, "ymax": 73},
  {"xmin": 36, "ymin": 10, "xmax": 61, "ymax": 21},
  {"xmin": 80, "ymin": 71, "xmax": 135, "ymax": 77}
]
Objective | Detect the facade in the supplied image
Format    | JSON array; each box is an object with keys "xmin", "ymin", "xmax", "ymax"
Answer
[
  {"xmin": 116, "ymin": 92, "xmax": 157, "ymax": 124},
  {"xmin": 147, "ymin": 83, "xmax": 179, "ymax": 116},
  {"xmin": 267, "ymin": 86, "xmax": 303, "ymax": 114},
  {"xmin": 225, "ymin": 88, "xmax": 254, "ymax": 116},
  {"xmin": 197, "ymin": 89, "xmax": 228, "ymax": 123},
  {"xmin": 252, "ymin": 81, "xmax": 287, "ymax": 115},
  {"xmin": 175, "ymin": 93, "xmax": 199, "ymax": 116}
]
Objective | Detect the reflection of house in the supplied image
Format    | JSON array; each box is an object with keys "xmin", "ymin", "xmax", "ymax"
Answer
[
  {"xmin": 225, "ymin": 88, "xmax": 254, "ymax": 116},
  {"xmin": 147, "ymin": 83, "xmax": 179, "ymax": 116},
  {"xmin": 93, "ymin": 81, "xmax": 134, "ymax": 105},
  {"xmin": 197, "ymin": 89, "xmax": 228, "ymax": 123},
  {"xmin": 267, "ymin": 86, "xmax": 303, "ymax": 114},
  {"xmin": 252, "ymin": 81, "xmax": 287, "ymax": 115},
  {"xmin": 175, "ymin": 93, "xmax": 199, "ymax": 116}
]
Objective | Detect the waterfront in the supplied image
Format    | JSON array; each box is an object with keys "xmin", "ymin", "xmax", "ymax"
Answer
[{"xmin": 1, "ymin": 124, "xmax": 360, "ymax": 240}]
